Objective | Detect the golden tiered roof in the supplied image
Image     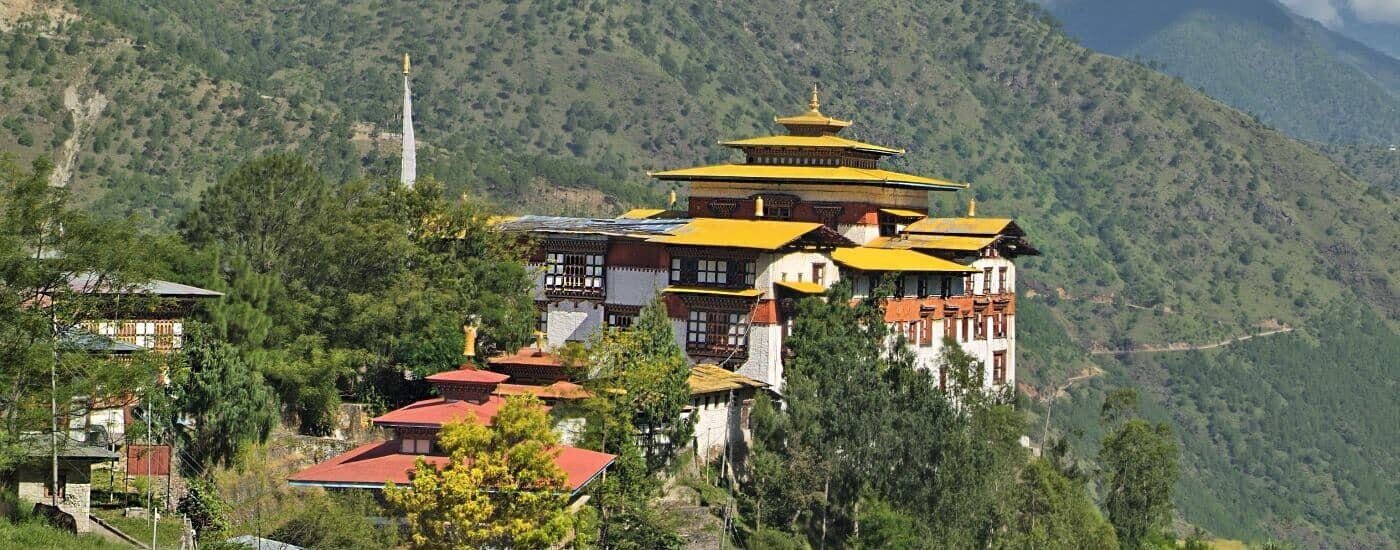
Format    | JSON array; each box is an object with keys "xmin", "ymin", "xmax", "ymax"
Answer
[{"xmin": 650, "ymin": 86, "xmax": 966, "ymax": 191}]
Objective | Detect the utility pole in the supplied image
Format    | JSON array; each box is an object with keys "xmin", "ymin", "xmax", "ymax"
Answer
[{"xmin": 50, "ymin": 303, "xmax": 59, "ymax": 508}]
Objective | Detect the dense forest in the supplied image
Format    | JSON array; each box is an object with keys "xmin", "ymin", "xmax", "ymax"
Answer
[{"xmin": 0, "ymin": 0, "xmax": 1395, "ymax": 545}]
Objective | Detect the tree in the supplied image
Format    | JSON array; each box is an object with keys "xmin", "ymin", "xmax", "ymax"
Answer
[
  {"xmin": 1099, "ymin": 419, "xmax": 1179, "ymax": 548},
  {"xmin": 576, "ymin": 297, "xmax": 687, "ymax": 547},
  {"xmin": 173, "ymin": 324, "xmax": 277, "ymax": 475},
  {"xmin": 585, "ymin": 297, "xmax": 692, "ymax": 472},
  {"xmin": 0, "ymin": 156, "xmax": 162, "ymax": 468},
  {"xmin": 269, "ymin": 492, "xmax": 394, "ymax": 549},
  {"xmin": 385, "ymin": 395, "xmax": 574, "ymax": 549},
  {"xmin": 999, "ymin": 459, "xmax": 1118, "ymax": 550}
]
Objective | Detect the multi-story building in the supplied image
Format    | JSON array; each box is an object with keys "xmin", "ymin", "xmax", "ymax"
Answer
[{"xmin": 501, "ymin": 89, "xmax": 1037, "ymax": 393}]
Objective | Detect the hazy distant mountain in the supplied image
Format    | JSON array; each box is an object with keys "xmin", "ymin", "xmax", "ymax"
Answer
[
  {"xmin": 1042, "ymin": 0, "xmax": 1400, "ymax": 144},
  {"xmin": 1277, "ymin": 0, "xmax": 1400, "ymax": 59}
]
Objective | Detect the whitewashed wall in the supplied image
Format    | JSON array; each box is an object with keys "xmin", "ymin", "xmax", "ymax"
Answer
[
  {"xmin": 545, "ymin": 301, "xmax": 604, "ymax": 347},
  {"xmin": 606, "ymin": 267, "xmax": 668, "ymax": 305}
]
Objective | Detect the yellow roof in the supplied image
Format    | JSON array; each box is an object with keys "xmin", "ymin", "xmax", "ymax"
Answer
[
  {"xmin": 649, "ymin": 164, "xmax": 966, "ymax": 190},
  {"xmin": 904, "ymin": 217, "xmax": 1013, "ymax": 236},
  {"xmin": 688, "ymin": 364, "xmax": 768, "ymax": 394},
  {"xmin": 662, "ymin": 286, "xmax": 764, "ymax": 298},
  {"xmin": 775, "ymin": 280, "xmax": 827, "ymax": 294},
  {"xmin": 721, "ymin": 135, "xmax": 904, "ymax": 155},
  {"xmin": 868, "ymin": 235, "xmax": 997, "ymax": 252},
  {"xmin": 617, "ymin": 208, "xmax": 666, "ymax": 219},
  {"xmin": 879, "ymin": 208, "xmax": 927, "ymax": 219},
  {"xmin": 830, "ymin": 247, "xmax": 977, "ymax": 272},
  {"xmin": 648, "ymin": 218, "xmax": 825, "ymax": 250}
]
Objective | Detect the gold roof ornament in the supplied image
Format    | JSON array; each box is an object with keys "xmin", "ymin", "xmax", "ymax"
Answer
[
  {"xmin": 775, "ymin": 83, "xmax": 852, "ymax": 133},
  {"xmin": 403, "ymin": 53, "xmax": 411, "ymax": 75},
  {"xmin": 533, "ymin": 330, "xmax": 547, "ymax": 352},
  {"xmin": 968, "ymin": 198, "xmax": 976, "ymax": 217},
  {"xmin": 754, "ymin": 195, "xmax": 765, "ymax": 218},
  {"xmin": 668, "ymin": 188, "xmax": 677, "ymax": 208},
  {"xmin": 462, "ymin": 323, "xmax": 478, "ymax": 357}
]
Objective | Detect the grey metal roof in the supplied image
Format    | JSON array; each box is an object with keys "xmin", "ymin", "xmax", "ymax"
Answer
[
  {"xmin": 66, "ymin": 273, "xmax": 223, "ymax": 298},
  {"xmin": 498, "ymin": 215, "xmax": 692, "ymax": 238},
  {"xmin": 18, "ymin": 434, "xmax": 119, "ymax": 460},
  {"xmin": 59, "ymin": 328, "xmax": 145, "ymax": 353},
  {"xmin": 223, "ymin": 536, "xmax": 306, "ymax": 550}
]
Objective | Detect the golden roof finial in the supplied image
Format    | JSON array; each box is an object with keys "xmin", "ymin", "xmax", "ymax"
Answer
[
  {"xmin": 403, "ymin": 53, "xmax": 411, "ymax": 75},
  {"xmin": 668, "ymin": 189, "xmax": 677, "ymax": 208},
  {"xmin": 967, "ymin": 198, "xmax": 977, "ymax": 217},
  {"xmin": 462, "ymin": 323, "xmax": 477, "ymax": 357},
  {"xmin": 808, "ymin": 84, "xmax": 821, "ymax": 113}
]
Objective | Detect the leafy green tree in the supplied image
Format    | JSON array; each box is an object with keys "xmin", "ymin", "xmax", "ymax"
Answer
[
  {"xmin": 998, "ymin": 459, "xmax": 1118, "ymax": 549},
  {"xmin": 848, "ymin": 497, "xmax": 925, "ymax": 549},
  {"xmin": 384, "ymin": 395, "xmax": 574, "ymax": 549},
  {"xmin": 585, "ymin": 297, "xmax": 692, "ymax": 472},
  {"xmin": 173, "ymin": 324, "xmax": 277, "ymax": 475},
  {"xmin": 1099, "ymin": 418, "xmax": 1179, "ymax": 548},
  {"xmin": 0, "ymin": 156, "xmax": 162, "ymax": 468},
  {"xmin": 269, "ymin": 492, "xmax": 395, "ymax": 549}
]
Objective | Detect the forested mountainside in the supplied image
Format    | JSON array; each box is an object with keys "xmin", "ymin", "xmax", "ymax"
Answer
[
  {"xmin": 1040, "ymin": 0, "xmax": 1400, "ymax": 145},
  {"xmin": 1322, "ymin": 143, "xmax": 1400, "ymax": 193},
  {"xmin": 2, "ymin": 0, "xmax": 1396, "ymax": 544}
]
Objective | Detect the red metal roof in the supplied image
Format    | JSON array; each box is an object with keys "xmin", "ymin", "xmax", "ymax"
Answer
[
  {"xmin": 493, "ymin": 381, "xmax": 592, "ymax": 400},
  {"xmin": 372, "ymin": 396, "xmax": 523, "ymax": 427},
  {"xmin": 287, "ymin": 440, "xmax": 615, "ymax": 491},
  {"xmin": 487, "ymin": 347, "xmax": 566, "ymax": 368},
  {"xmin": 425, "ymin": 368, "xmax": 510, "ymax": 384}
]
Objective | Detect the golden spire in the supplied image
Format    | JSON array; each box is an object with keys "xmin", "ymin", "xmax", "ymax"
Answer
[
  {"xmin": 754, "ymin": 195, "xmax": 765, "ymax": 217},
  {"xmin": 403, "ymin": 53, "xmax": 411, "ymax": 75},
  {"xmin": 668, "ymin": 189, "xmax": 677, "ymax": 208},
  {"xmin": 808, "ymin": 84, "xmax": 821, "ymax": 113},
  {"xmin": 967, "ymin": 198, "xmax": 977, "ymax": 217},
  {"xmin": 533, "ymin": 330, "xmax": 547, "ymax": 353}
]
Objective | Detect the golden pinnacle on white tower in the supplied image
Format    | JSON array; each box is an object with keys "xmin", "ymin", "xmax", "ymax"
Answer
[{"xmin": 968, "ymin": 198, "xmax": 977, "ymax": 217}]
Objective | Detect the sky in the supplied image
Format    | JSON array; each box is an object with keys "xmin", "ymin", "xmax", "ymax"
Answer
[{"xmin": 1278, "ymin": 0, "xmax": 1400, "ymax": 27}]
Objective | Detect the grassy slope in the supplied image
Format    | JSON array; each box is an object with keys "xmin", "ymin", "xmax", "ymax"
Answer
[
  {"xmin": 2, "ymin": 0, "xmax": 1396, "ymax": 543},
  {"xmin": 1044, "ymin": 0, "xmax": 1400, "ymax": 145}
]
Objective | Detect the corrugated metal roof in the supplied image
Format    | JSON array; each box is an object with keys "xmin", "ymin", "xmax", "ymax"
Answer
[
  {"xmin": 66, "ymin": 273, "xmax": 222, "ymax": 297},
  {"xmin": 868, "ymin": 235, "xmax": 997, "ymax": 252},
  {"xmin": 831, "ymin": 247, "xmax": 977, "ymax": 272},
  {"xmin": 721, "ymin": 135, "xmax": 904, "ymax": 155},
  {"xmin": 648, "ymin": 164, "xmax": 967, "ymax": 190},
  {"xmin": 662, "ymin": 286, "xmax": 764, "ymax": 298},
  {"xmin": 774, "ymin": 281, "xmax": 826, "ymax": 294},
  {"xmin": 688, "ymin": 364, "xmax": 768, "ymax": 394},
  {"xmin": 497, "ymin": 215, "xmax": 691, "ymax": 238},
  {"xmin": 649, "ymin": 218, "xmax": 826, "ymax": 250},
  {"xmin": 59, "ymin": 328, "xmax": 145, "ymax": 353},
  {"xmin": 903, "ymin": 217, "xmax": 1014, "ymax": 236}
]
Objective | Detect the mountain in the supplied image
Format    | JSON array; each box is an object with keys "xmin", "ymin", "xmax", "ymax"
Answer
[
  {"xmin": 1040, "ymin": 0, "xmax": 1400, "ymax": 145},
  {"xmin": 1278, "ymin": 0, "xmax": 1400, "ymax": 60},
  {"xmin": 2, "ymin": 0, "xmax": 1396, "ymax": 544}
]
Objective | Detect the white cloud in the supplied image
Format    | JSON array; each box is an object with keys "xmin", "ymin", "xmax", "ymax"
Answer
[
  {"xmin": 1278, "ymin": 0, "xmax": 1345, "ymax": 27},
  {"xmin": 1347, "ymin": 0, "xmax": 1400, "ymax": 24}
]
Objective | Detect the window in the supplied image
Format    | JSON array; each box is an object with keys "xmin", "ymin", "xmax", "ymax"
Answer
[
  {"xmin": 998, "ymin": 267, "xmax": 1009, "ymax": 294},
  {"xmin": 975, "ymin": 315, "xmax": 987, "ymax": 340},
  {"xmin": 961, "ymin": 317, "xmax": 971, "ymax": 343},
  {"xmin": 916, "ymin": 276, "xmax": 929, "ymax": 298},
  {"xmin": 811, "ymin": 263, "xmax": 826, "ymax": 286},
  {"xmin": 982, "ymin": 267, "xmax": 993, "ymax": 294},
  {"xmin": 892, "ymin": 275, "xmax": 906, "ymax": 298},
  {"xmin": 994, "ymin": 313, "xmax": 1008, "ymax": 338},
  {"xmin": 992, "ymin": 351, "xmax": 1007, "ymax": 385},
  {"xmin": 45, "ymin": 473, "xmax": 67, "ymax": 500},
  {"xmin": 963, "ymin": 274, "xmax": 973, "ymax": 296},
  {"xmin": 768, "ymin": 204, "xmax": 793, "ymax": 219},
  {"xmin": 400, "ymin": 438, "xmax": 432, "ymax": 454},
  {"xmin": 906, "ymin": 321, "xmax": 918, "ymax": 344},
  {"xmin": 606, "ymin": 305, "xmax": 640, "ymax": 329},
  {"xmin": 940, "ymin": 276, "xmax": 954, "ymax": 298},
  {"xmin": 536, "ymin": 303, "xmax": 548, "ymax": 332},
  {"xmin": 944, "ymin": 317, "xmax": 956, "ymax": 339},
  {"xmin": 920, "ymin": 318, "xmax": 934, "ymax": 347},
  {"xmin": 878, "ymin": 213, "xmax": 898, "ymax": 237},
  {"xmin": 545, "ymin": 252, "xmax": 604, "ymax": 297},
  {"xmin": 671, "ymin": 257, "xmax": 755, "ymax": 287},
  {"xmin": 686, "ymin": 311, "xmax": 748, "ymax": 355}
]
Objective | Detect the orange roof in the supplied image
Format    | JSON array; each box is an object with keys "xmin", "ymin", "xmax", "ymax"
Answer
[
  {"xmin": 487, "ymin": 347, "xmax": 566, "ymax": 368},
  {"xmin": 493, "ymin": 381, "xmax": 592, "ymax": 400},
  {"xmin": 425, "ymin": 368, "xmax": 510, "ymax": 384},
  {"xmin": 373, "ymin": 396, "xmax": 525, "ymax": 428},
  {"xmin": 287, "ymin": 440, "xmax": 615, "ymax": 492}
]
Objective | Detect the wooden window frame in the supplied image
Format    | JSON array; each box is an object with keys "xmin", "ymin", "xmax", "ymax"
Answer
[
  {"xmin": 992, "ymin": 351, "xmax": 1007, "ymax": 385},
  {"xmin": 544, "ymin": 251, "xmax": 606, "ymax": 299}
]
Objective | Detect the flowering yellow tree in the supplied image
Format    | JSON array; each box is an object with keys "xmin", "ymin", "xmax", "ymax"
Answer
[{"xmin": 385, "ymin": 395, "xmax": 573, "ymax": 548}]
